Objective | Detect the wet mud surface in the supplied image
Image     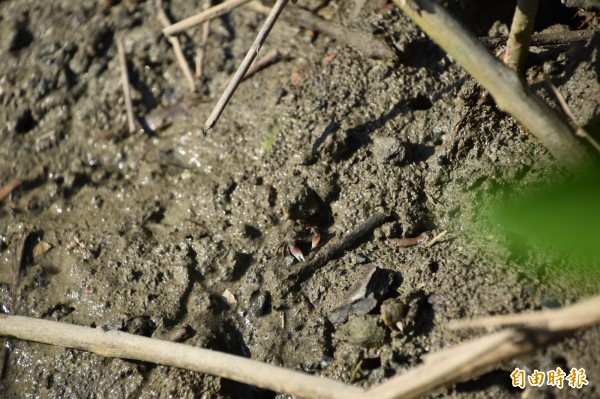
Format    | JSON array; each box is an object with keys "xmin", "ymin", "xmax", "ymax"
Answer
[{"xmin": 1, "ymin": 0, "xmax": 599, "ymax": 398}]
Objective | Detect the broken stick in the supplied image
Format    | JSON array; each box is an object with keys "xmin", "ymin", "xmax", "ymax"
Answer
[
  {"xmin": 116, "ymin": 37, "xmax": 136, "ymax": 134},
  {"xmin": 156, "ymin": 0, "xmax": 196, "ymax": 92},
  {"xmin": 163, "ymin": 0, "xmax": 250, "ymax": 36},
  {"xmin": 195, "ymin": 0, "xmax": 212, "ymax": 79},
  {"xmin": 204, "ymin": 0, "xmax": 289, "ymax": 131},
  {"xmin": 246, "ymin": 1, "xmax": 395, "ymax": 60}
]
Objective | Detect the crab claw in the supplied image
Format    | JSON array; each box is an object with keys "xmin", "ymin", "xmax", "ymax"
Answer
[
  {"xmin": 289, "ymin": 245, "xmax": 305, "ymax": 262},
  {"xmin": 310, "ymin": 227, "xmax": 321, "ymax": 249}
]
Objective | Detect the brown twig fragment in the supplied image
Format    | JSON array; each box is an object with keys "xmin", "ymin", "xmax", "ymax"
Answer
[
  {"xmin": 392, "ymin": 0, "xmax": 594, "ymax": 173},
  {"xmin": 116, "ymin": 37, "xmax": 137, "ymax": 134},
  {"xmin": 0, "ymin": 314, "xmax": 364, "ymax": 399},
  {"xmin": 162, "ymin": 0, "xmax": 250, "ymax": 36},
  {"xmin": 362, "ymin": 295, "xmax": 600, "ymax": 399},
  {"xmin": 225, "ymin": 49, "xmax": 281, "ymax": 84},
  {"xmin": 156, "ymin": 0, "xmax": 196, "ymax": 92},
  {"xmin": 544, "ymin": 78, "xmax": 600, "ymax": 153},
  {"xmin": 504, "ymin": 0, "xmax": 540, "ymax": 71},
  {"xmin": 0, "ymin": 179, "xmax": 22, "ymax": 202},
  {"xmin": 204, "ymin": 0, "xmax": 289, "ymax": 131},
  {"xmin": 386, "ymin": 236, "xmax": 424, "ymax": 248},
  {"xmin": 479, "ymin": 29, "xmax": 596, "ymax": 48},
  {"xmin": 195, "ymin": 0, "xmax": 211, "ymax": 79},
  {"xmin": 424, "ymin": 230, "xmax": 447, "ymax": 248},
  {"xmin": 246, "ymin": 1, "xmax": 395, "ymax": 60}
]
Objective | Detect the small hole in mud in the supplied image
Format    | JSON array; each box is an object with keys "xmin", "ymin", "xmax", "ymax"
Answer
[
  {"xmin": 407, "ymin": 95, "xmax": 433, "ymax": 111},
  {"xmin": 361, "ymin": 357, "xmax": 381, "ymax": 370},
  {"xmin": 15, "ymin": 109, "xmax": 36, "ymax": 133},
  {"xmin": 156, "ymin": 272, "xmax": 165, "ymax": 282},
  {"xmin": 553, "ymin": 356, "xmax": 568, "ymax": 369},
  {"xmin": 148, "ymin": 294, "xmax": 158, "ymax": 301},
  {"xmin": 9, "ymin": 27, "xmax": 34, "ymax": 52},
  {"xmin": 429, "ymin": 261, "xmax": 439, "ymax": 273},
  {"xmin": 131, "ymin": 270, "xmax": 143, "ymax": 281},
  {"xmin": 45, "ymin": 374, "xmax": 53, "ymax": 389},
  {"xmin": 243, "ymin": 224, "xmax": 262, "ymax": 239}
]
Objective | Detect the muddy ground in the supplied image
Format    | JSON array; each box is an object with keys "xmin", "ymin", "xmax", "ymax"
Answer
[{"xmin": 1, "ymin": 0, "xmax": 599, "ymax": 398}]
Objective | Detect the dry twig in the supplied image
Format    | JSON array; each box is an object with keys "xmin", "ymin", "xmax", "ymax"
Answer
[
  {"xmin": 204, "ymin": 0, "xmax": 289, "ymax": 131},
  {"xmin": 156, "ymin": 0, "xmax": 196, "ymax": 92},
  {"xmin": 424, "ymin": 230, "xmax": 447, "ymax": 248},
  {"xmin": 392, "ymin": 0, "xmax": 594, "ymax": 172},
  {"xmin": 0, "ymin": 179, "xmax": 22, "ymax": 202},
  {"xmin": 504, "ymin": 0, "xmax": 540, "ymax": 70},
  {"xmin": 162, "ymin": 0, "xmax": 250, "ymax": 36},
  {"xmin": 225, "ymin": 49, "xmax": 281, "ymax": 84},
  {"xmin": 479, "ymin": 29, "xmax": 596, "ymax": 48},
  {"xmin": 246, "ymin": 1, "xmax": 395, "ymax": 60},
  {"xmin": 447, "ymin": 295, "xmax": 600, "ymax": 331},
  {"xmin": 195, "ymin": 0, "xmax": 212, "ymax": 79},
  {"xmin": 116, "ymin": 37, "xmax": 137, "ymax": 134},
  {"xmin": 0, "ymin": 314, "xmax": 364, "ymax": 399},
  {"xmin": 544, "ymin": 78, "xmax": 600, "ymax": 153}
]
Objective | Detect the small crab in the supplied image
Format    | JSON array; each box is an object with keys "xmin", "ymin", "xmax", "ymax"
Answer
[{"xmin": 276, "ymin": 223, "xmax": 322, "ymax": 263}]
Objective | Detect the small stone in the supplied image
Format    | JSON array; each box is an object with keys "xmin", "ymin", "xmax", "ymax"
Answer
[
  {"xmin": 372, "ymin": 136, "xmax": 407, "ymax": 165},
  {"xmin": 222, "ymin": 289, "xmax": 237, "ymax": 307},
  {"xmin": 250, "ymin": 291, "xmax": 271, "ymax": 317}
]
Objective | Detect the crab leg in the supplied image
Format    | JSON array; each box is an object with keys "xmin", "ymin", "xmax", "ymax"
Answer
[
  {"xmin": 310, "ymin": 227, "xmax": 321, "ymax": 250},
  {"xmin": 289, "ymin": 245, "xmax": 305, "ymax": 262}
]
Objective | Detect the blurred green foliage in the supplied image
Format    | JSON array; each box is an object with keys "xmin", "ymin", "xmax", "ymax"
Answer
[{"xmin": 492, "ymin": 170, "xmax": 600, "ymax": 285}]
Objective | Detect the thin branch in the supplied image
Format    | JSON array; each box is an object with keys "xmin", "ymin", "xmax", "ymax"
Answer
[
  {"xmin": 362, "ymin": 294, "xmax": 600, "ymax": 399},
  {"xmin": 195, "ymin": 0, "xmax": 212, "ymax": 79},
  {"xmin": 245, "ymin": 1, "xmax": 395, "ymax": 60},
  {"xmin": 447, "ymin": 295, "xmax": 600, "ymax": 330},
  {"xmin": 424, "ymin": 230, "xmax": 447, "ymax": 248},
  {"xmin": 204, "ymin": 0, "xmax": 289, "ymax": 131},
  {"xmin": 156, "ymin": 0, "xmax": 196, "ymax": 92},
  {"xmin": 392, "ymin": 0, "xmax": 595, "ymax": 173},
  {"xmin": 504, "ymin": 0, "xmax": 540, "ymax": 70},
  {"xmin": 0, "ymin": 178, "xmax": 22, "ymax": 202},
  {"xmin": 162, "ymin": 0, "xmax": 250, "ymax": 36},
  {"xmin": 116, "ymin": 37, "xmax": 137, "ymax": 134},
  {"xmin": 0, "ymin": 314, "xmax": 364, "ymax": 399},
  {"xmin": 225, "ymin": 49, "xmax": 281, "ymax": 84},
  {"xmin": 479, "ymin": 29, "xmax": 596, "ymax": 48},
  {"xmin": 544, "ymin": 78, "xmax": 600, "ymax": 153}
]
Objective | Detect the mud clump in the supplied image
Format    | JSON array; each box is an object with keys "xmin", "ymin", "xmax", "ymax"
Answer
[{"xmin": 336, "ymin": 315, "xmax": 387, "ymax": 348}]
